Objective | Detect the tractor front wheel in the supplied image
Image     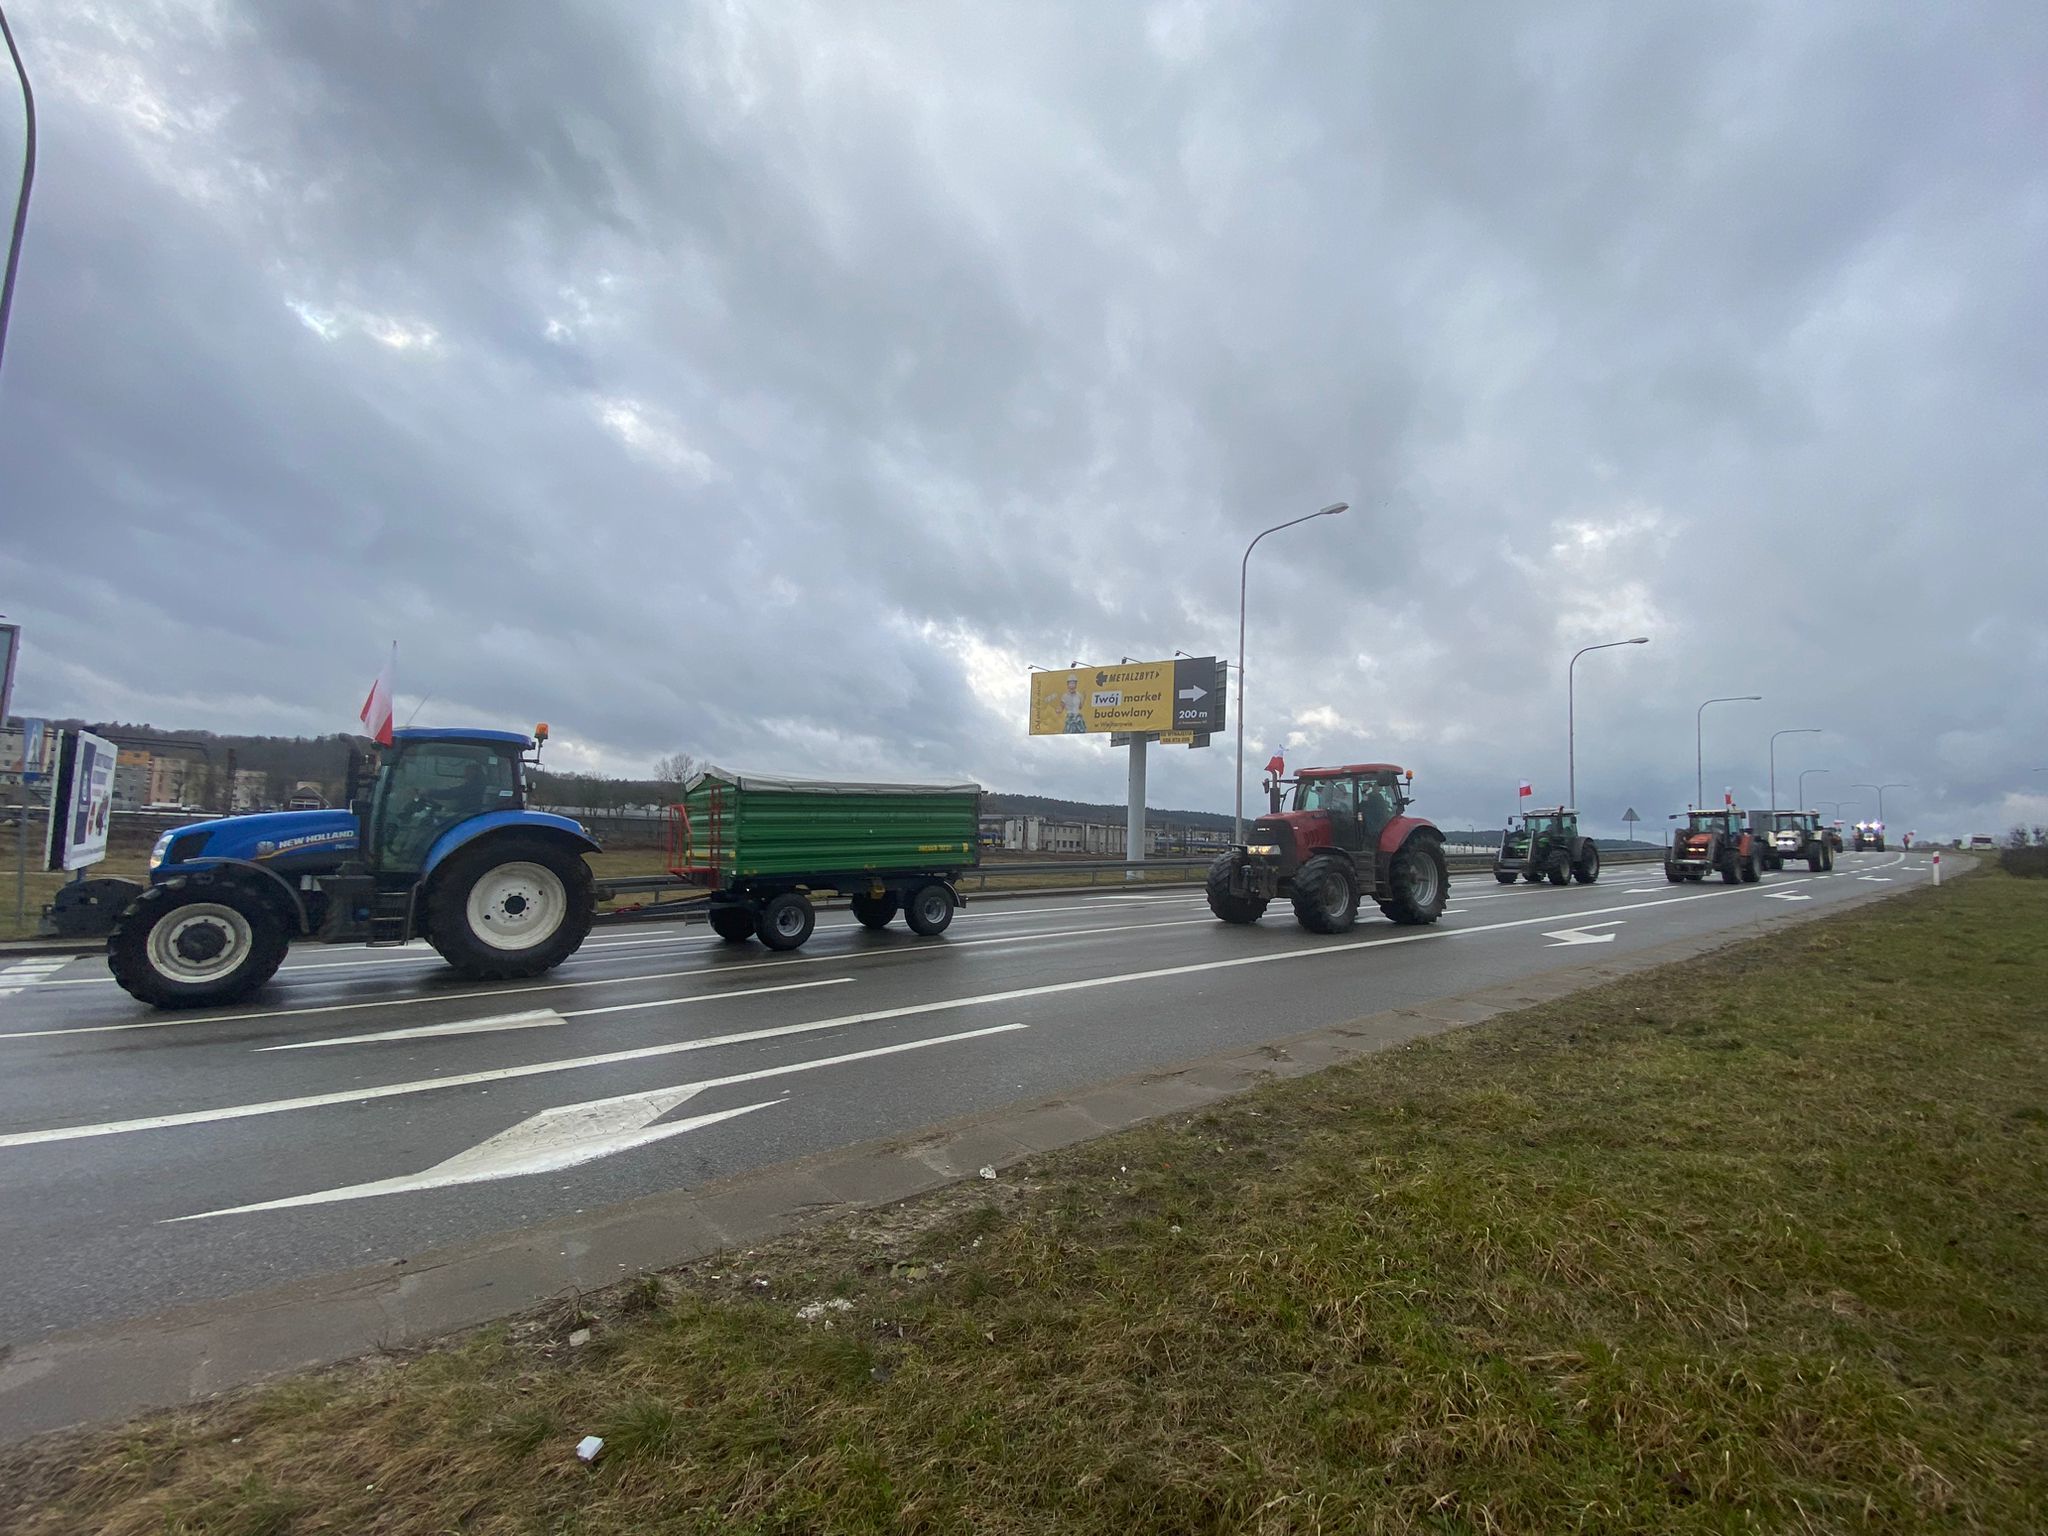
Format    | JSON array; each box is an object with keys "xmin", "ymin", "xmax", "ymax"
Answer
[
  {"xmin": 108, "ymin": 876, "xmax": 290, "ymax": 1010},
  {"xmin": 1664, "ymin": 862, "xmax": 1684, "ymax": 884},
  {"xmin": 428, "ymin": 837, "xmax": 595, "ymax": 980},
  {"xmin": 1545, "ymin": 852, "xmax": 1570, "ymax": 886},
  {"xmin": 1494, "ymin": 869, "xmax": 1518, "ymax": 885},
  {"xmin": 1380, "ymin": 836, "xmax": 1450, "ymax": 926},
  {"xmin": 1290, "ymin": 854, "xmax": 1359, "ymax": 934},
  {"xmin": 1205, "ymin": 854, "xmax": 1269, "ymax": 924}
]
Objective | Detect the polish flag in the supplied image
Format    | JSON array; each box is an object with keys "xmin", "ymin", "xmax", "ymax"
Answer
[
  {"xmin": 1724, "ymin": 787, "xmax": 1734, "ymax": 807},
  {"xmin": 1517, "ymin": 780, "xmax": 1532, "ymax": 799},
  {"xmin": 359, "ymin": 644, "xmax": 396, "ymax": 746},
  {"xmin": 1265, "ymin": 754, "xmax": 1285, "ymax": 777}
]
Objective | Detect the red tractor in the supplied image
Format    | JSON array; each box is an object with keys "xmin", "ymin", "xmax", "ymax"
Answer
[
  {"xmin": 1664, "ymin": 807, "xmax": 1764, "ymax": 884},
  {"xmin": 1207, "ymin": 762, "xmax": 1450, "ymax": 933}
]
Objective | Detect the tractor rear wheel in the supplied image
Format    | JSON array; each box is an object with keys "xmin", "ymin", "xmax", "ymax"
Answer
[
  {"xmin": 708, "ymin": 905, "xmax": 755, "ymax": 942},
  {"xmin": 1494, "ymin": 870, "xmax": 1518, "ymax": 885},
  {"xmin": 903, "ymin": 883, "xmax": 956, "ymax": 937},
  {"xmin": 1806, "ymin": 848, "xmax": 1824, "ymax": 873},
  {"xmin": 1379, "ymin": 835, "xmax": 1449, "ymax": 925},
  {"xmin": 1205, "ymin": 854, "xmax": 1269, "ymax": 924},
  {"xmin": 1573, "ymin": 843, "xmax": 1601, "ymax": 884},
  {"xmin": 108, "ymin": 876, "xmax": 290, "ymax": 1009},
  {"xmin": 1290, "ymin": 854, "xmax": 1358, "ymax": 934},
  {"xmin": 1741, "ymin": 849, "xmax": 1763, "ymax": 883},
  {"xmin": 428, "ymin": 836, "xmax": 595, "ymax": 980},
  {"xmin": 850, "ymin": 893, "xmax": 898, "ymax": 930}
]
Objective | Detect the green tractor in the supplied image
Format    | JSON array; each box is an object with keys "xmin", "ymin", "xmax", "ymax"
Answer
[{"xmin": 1494, "ymin": 806, "xmax": 1601, "ymax": 886}]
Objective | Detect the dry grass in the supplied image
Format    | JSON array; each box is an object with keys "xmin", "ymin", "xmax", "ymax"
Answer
[{"xmin": 4, "ymin": 873, "xmax": 2045, "ymax": 1533}]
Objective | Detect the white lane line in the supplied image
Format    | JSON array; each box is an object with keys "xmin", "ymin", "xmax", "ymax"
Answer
[
  {"xmin": 0, "ymin": 880, "xmax": 1815, "ymax": 1150},
  {"xmin": 0, "ymin": 916, "xmax": 1214, "ymax": 1041},
  {"xmin": 173, "ymin": 1021, "xmax": 1026, "ymax": 1220},
  {"xmin": 258, "ymin": 978, "xmax": 853, "ymax": 1051}
]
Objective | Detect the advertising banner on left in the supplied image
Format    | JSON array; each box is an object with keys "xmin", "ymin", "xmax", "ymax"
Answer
[
  {"xmin": 45, "ymin": 730, "xmax": 119, "ymax": 872},
  {"xmin": 1029, "ymin": 657, "xmax": 1225, "ymax": 736}
]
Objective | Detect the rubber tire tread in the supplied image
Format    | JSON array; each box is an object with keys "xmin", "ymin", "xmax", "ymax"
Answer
[
  {"xmin": 709, "ymin": 906, "xmax": 755, "ymax": 942},
  {"xmin": 1573, "ymin": 844, "xmax": 1601, "ymax": 885},
  {"xmin": 1290, "ymin": 854, "xmax": 1358, "ymax": 934},
  {"xmin": 107, "ymin": 876, "xmax": 290, "ymax": 1010},
  {"xmin": 426, "ymin": 836, "xmax": 595, "ymax": 980},
  {"xmin": 1204, "ymin": 853, "xmax": 1269, "ymax": 924},
  {"xmin": 1380, "ymin": 835, "xmax": 1450, "ymax": 926},
  {"xmin": 903, "ymin": 883, "xmax": 956, "ymax": 937},
  {"xmin": 850, "ymin": 894, "xmax": 898, "ymax": 930}
]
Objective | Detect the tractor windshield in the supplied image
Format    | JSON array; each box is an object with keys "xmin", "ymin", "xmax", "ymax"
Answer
[
  {"xmin": 1687, "ymin": 810, "xmax": 1734, "ymax": 834},
  {"xmin": 372, "ymin": 742, "xmax": 522, "ymax": 871},
  {"xmin": 1293, "ymin": 779, "xmax": 1355, "ymax": 815}
]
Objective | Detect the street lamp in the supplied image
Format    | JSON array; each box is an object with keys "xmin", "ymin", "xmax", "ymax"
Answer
[
  {"xmin": 0, "ymin": 1, "xmax": 39, "ymax": 385},
  {"xmin": 1235, "ymin": 501, "xmax": 1348, "ymax": 842},
  {"xmin": 1567, "ymin": 637, "xmax": 1648, "ymax": 813},
  {"xmin": 1852, "ymin": 781, "xmax": 1909, "ymax": 826},
  {"xmin": 1796, "ymin": 766, "xmax": 1829, "ymax": 809},
  {"xmin": 1696, "ymin": 695, "xmax": 1761, "ymax": 807},
  {"xmin": 1769, "ymin": 728, "xmax": 1821, "ymax": 813}
]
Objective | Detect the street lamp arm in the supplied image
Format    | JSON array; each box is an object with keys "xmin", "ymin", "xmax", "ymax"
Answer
[
  {"xmin": 0, "ymin": 0, "xmax": 39, "ymax": 383},
  {"xmin": 1235, "ymin": 502, "xmax": 1348, "ymax": 843}
]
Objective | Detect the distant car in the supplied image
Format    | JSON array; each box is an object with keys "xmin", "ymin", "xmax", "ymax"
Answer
[{"xmin": 1968, "ymin": 834, "xmax": 1995, "ymax": 849}]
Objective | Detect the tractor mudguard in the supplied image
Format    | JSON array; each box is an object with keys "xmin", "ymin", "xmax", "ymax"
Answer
[
  {"xmin": 163, "ymin": 858, "xmax": 313, "ymax": 934},
  {"xmin": 421, "ymin": 811, "xmax": 602, "ymax": 881},
  {"xmin": 1376, "ymin": 816, "xmax": 1434, "ymax": 858}
]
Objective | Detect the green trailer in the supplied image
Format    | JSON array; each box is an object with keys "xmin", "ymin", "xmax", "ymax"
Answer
[{"xmin": 672, "ymin": 768, "xmax": 982, "ymax": 950}]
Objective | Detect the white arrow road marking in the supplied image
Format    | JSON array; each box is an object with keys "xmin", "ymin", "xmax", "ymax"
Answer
[
  {"xmin": 257, "ymin": 977, "xmax": 853, "ymax": 1051},
  {"xmin": 171, "ymin": 1022, "xmax": 1026, "ymax": 1219},
  {"xmin": 1543, "ymin": 920, "xmax": 1624, "ymax": 946},
  {"xmin": 1765, "ymin": 892, "xmax": 1813, "ymax": 902},
  {"xmin": 171, "ymin": 1096, "xmax": 782, "ymax": 1219},
  {"xmin": 0, "ymin": 878, "xmax": 1824, "ymax": 1151}
]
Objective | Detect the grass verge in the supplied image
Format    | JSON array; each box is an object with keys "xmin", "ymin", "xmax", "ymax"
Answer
[{"xmin": 5, "ymin": 872, "xmax": 2045, "ymax": 1533}]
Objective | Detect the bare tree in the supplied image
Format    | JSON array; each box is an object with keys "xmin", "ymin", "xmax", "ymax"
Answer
[{"xmin": 653, "ymin": 751, "xmax": 696, "ymax": 785}]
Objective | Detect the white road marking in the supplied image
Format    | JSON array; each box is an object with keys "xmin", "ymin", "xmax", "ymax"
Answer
[
  {"xmin": 1765, "ymin": 892, "xmax": 1813, "ymax": 902},
  {"xmin": 0, "ymin": 915, "xmax": 1216, "ymax": 1040},
  {"xmin": 1543, "ymin": 920, "xmax": 1623, "ymax": 946},
  {"xmin": 0, "ymin": 958, "xmax": 68, "ymax": 1000},
  {"xmin": 257, "ymin": 977, "xmax": 853, "ymax": 1051},
  {"xmin": 0, "ymin": 879, "xmax": 1824, "ymax": 1151},
  {"xmin": 1857, "ymin": 876, "xmax": 1895, "ymax": 883}
]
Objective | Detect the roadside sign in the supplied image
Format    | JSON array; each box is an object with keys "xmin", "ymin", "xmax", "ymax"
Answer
[
  {"xmin": 16, "ymin": 717, "xmax": 45, "ymax": 779},
  {"xmin": 1113, "ymin": 730, "xmax": 1213, "ymax": 749},
  {"xmin": 1029, "ymin": 656, "xmax": 1226, "ymax": 737},
  {"xmin": 45, "ymin": 730, "xmax": 118, "ymax": 872},
  {"xmin": 1622, "ymin": 806, "xmax": 1640, "ymax": 840}
]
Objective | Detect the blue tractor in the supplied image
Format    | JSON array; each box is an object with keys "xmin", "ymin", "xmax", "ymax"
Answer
[{"xmin": 109, "ymin": 726, "xmax": 599, "ymax": 1009}]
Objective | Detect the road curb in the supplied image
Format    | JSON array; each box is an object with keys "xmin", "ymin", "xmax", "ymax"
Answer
[{"xmin": 0, "ymin": 876, "xmax": 1914, "ymax": 1446}]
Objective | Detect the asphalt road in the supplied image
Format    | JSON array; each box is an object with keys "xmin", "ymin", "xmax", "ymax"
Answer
[{"xmin": 0, "ymin": 849, "xmax": 1933, "ymax": 1342}]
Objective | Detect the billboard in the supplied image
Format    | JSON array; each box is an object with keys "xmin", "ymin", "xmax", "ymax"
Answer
[
  {"xmin": 1029, "ymin": 657, "xmax": 1226, "ymax": 736},
  {"xmin": 45, "ymin": 730, "xmax": 118, "ymax": 873},
  {"xmin": 0, "ymin": 621, "xmax": 18, "ymax": 728}
]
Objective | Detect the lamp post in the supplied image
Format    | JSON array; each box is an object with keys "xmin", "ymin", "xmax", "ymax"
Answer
[
  {"xmin": 0, "ymin": 1, "xmax": 39, "ymax": 386},
  {"xmin": 1567, "ymin": 636, "xmax": 1648, "ymax": 814},
  {"xmin": 1852, "ymin": 781, "xmax": 1909, "ymax": 826},
  {"xmin": 1696, "ymin": 695, "xmax": 1761, "ymax": 807},
  {"xmin": 1235, "ymin": 502, "xmax": 1347, "ymax": 843},
  {"xmin": 1769, "ymin": 728, "xmax": 1821, "ymax": 813},
  {"xmin": 1796, "ymin": 766, "xmax": 1828, "ymax": 810}
]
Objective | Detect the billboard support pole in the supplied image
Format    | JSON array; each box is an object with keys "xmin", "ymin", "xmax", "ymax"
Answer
[
  {"xmin": 1126, "ymin": 736, "xmax": 1147, "ymax": 881},
  {"xmin": 12, "ymin": 782, "xmax": 23, "ymax": 925}
]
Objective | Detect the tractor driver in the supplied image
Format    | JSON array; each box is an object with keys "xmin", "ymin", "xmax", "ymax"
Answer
[
  {"xmin": 427, "ymin": 761, "xmax": 491, "ymax": 818},
  {"xmin": 1362, "ymin": 778, "xmax": 1398, "ymax": 839}
]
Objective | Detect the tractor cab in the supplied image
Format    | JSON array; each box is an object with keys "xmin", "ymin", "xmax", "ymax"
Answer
[
  {"xmin": 1281, "ymin": 764, "xmax": 1413, "ymax": 852},
  {"xmin": 357, "ymin": 728, "xmax": 534, "ymax": 875}
]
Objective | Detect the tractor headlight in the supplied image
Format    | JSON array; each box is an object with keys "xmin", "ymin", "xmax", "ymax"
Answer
[
  {"xmin": 1246, "ymin": 843, "xmax": 1281, "ymax": 857},
  {"xmin": 148, "ymin": 831, "xmax": 173, "ymax": 871}
]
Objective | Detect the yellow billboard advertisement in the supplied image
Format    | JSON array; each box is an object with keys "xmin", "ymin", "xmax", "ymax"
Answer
[{"xmin": 1030, "ymin": 663, "xmax": 1175, "ymax": 735}]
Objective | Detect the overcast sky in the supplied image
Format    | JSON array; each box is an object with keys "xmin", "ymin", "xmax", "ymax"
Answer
[{"xmin": 2, "ymin": 1, "xmax": 2042, "ymax": 837}]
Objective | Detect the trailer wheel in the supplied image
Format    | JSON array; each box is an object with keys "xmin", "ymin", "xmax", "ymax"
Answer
[
  {"xmin": 427, "ymin": 836, "xmax": 594, "ymax": 980},
  {"xmin": 850, "ymin": 894, "xmax": 898, "ymax": 930},
  {"xmin": 1379, "ymin": 835, "xmax": 1449, "ymax": 926},
  {"xmin": 108, "ymin": 876, "xmax": 290, "ymax": 1009},
  {"xmin": 904, "ymin": 883, "xmax": 956, "ymax": 937},
  {"xmin": 1573, "ymin": 843, "xmax": 1601, "ymax": 884},
  {"xmin": 1205, "ymin": 854, "xmax": 1269, "ymax": 924},
  {"xmin": 1494, "ymin": 870, "xmax": 1518, "ymax": 885},
  {"xmin": 756, "ymin": 892, "xmax": 816, "ymax": 951},
  {"xmin": 1291, "ymin": 854, "xmax": 1358, "ymax": 934},
  {"xmin": 708, "ymin": 906, "xmax": 755, "ymax": 942}
]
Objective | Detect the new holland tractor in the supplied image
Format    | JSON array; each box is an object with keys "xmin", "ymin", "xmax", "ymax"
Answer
[
  {"xmin": 1493, "ymin": 806, "xmax": 1601, "ymax": 886},
  {"xmin": 1664, "ymin": 807, "xmax": 1764, "ymax": 884},
  {"xmin": 1206, "ymin": 762, "xmax": 1449, "ymax": 933},
  {"xmin": 106, "ymin": 726, "xmax": 598, "ymax": 1008}
]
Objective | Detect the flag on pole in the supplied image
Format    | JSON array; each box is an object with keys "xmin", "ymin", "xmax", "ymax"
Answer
[
  {"xmin": 1723, "ymin": 787, "xmax": 1734, "ymax": 807},
  {"xmin": 360, "ymin": 644, "xmax": 396, "ymax": 746},
  {"xmin": 1265, "ymin": 754, "xmax": 1285, "ymax": 777},
  {"xmin": 1517, "ymin": 780, "xmax": 1533, "ymax": 800}
]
